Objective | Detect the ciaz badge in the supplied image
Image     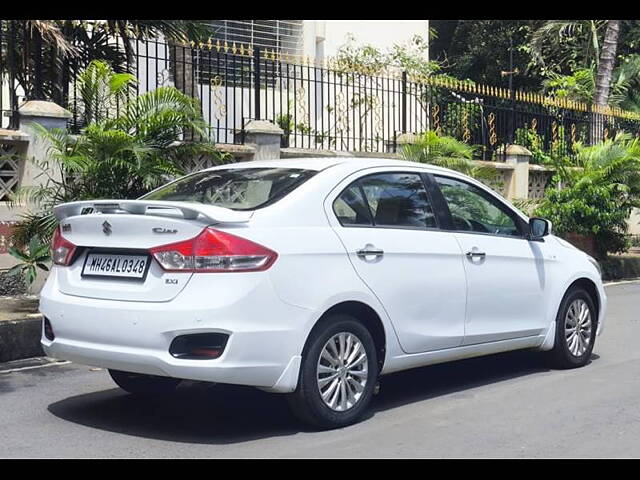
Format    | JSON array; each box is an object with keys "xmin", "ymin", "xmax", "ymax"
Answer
[{"xmin": 152, "ymin": 227, "xmax": 178, "ymax": 234}]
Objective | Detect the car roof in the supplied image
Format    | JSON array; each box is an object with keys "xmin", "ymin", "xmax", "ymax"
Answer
[
  {"xmin": 204, "ymin": 156, "xmax": 457, "ymax": 175},
  {"xmin": 202, "ymin": 156, "xmax": 529, "ymax": 221}
]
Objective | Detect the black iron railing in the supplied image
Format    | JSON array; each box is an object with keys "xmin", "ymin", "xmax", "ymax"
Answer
[
  {"xmin": 2, "ymin": 22, "xmax": 640, "ymax": 161},
  {"xmin": 0, "ymin": 21, "xmax": 20, "ymax": 130}
]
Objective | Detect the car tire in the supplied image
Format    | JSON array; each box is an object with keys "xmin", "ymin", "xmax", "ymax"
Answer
[
  {"xmin": 548, "ymin": 287, "xmax": 597, "ymax": 369},
  {"xmin": 108, "ymin": 369, "xmax": 181, "ymax": 395},
  {"xmin": 286, "ymin": 314, "xmax": 378, "ymax": 430}
]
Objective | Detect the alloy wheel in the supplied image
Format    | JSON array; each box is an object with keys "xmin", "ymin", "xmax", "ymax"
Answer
[
  {"xmin": 316, "ymin": 332, "xmax": 369, "ymax": 412},
  {"xmin": 564, "ymin": 299, "xmax": 592, "ymax": 357}
]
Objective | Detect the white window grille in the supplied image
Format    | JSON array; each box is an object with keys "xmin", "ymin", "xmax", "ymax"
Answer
[
  {"xmin": 194, "ymin": 20, "xmax": 304, "ymax": 87},
  {"xmin": 206, "ymin": 20, "xmax": 303, "ymax": 55}
]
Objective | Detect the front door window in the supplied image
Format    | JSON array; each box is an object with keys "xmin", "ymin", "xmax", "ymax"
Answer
[{"xmin": 434, "ymin": 176, "xmax": 521, "ymax": 237}]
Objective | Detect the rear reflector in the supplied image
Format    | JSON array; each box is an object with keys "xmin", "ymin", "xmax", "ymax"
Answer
[
  {"xmin": 51, "ymin": 227, "xmax": 78, "ymax": 266},
  {"xmin": 169, "ymin": 333, "xmax": 229, "ymax": 360},
  {"xmin": 150, "ymin": 228, "xmax": 277, "ymax": 273},
  {"xmin": 43, "ymin": 317, "xmax": 55, "ymax": 341}
]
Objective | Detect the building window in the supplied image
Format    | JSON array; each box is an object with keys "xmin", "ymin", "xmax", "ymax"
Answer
[
  {"xmin": 207, "ymin": 20, "xmax": 303, "ymax": 55},
  {"xmin": 194, "ymin": 20, "xmax": 304, "ymax": 87}
]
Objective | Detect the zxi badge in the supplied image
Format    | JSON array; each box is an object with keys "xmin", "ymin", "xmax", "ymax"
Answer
[{"xmin": 102, "ymin": 221, "xmax": 112, "ymax": 236}]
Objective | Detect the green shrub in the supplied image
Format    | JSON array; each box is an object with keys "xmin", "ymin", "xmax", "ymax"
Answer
[
  {"xmin": 535, "ymin": 132, "xmax": 640, "ymax": 259},
  {"xmin": 600, "ymin": 256, "xmax": 640, "ymax": 281},
  {"xmin": 440, "ymin": 102, "xmax": 482, "ymax": 143},
  {"xmin": 275, "ymin": 112, "xmax": 294, "ymax": 135},
  {"xmin": 536, "ymin": 180, "xmax": 631, "ymax": 258},
  {"xmin": 514, "ymin": 126, "xmax": 554, "ymax": 165},
  {"xmin": 514, "ymin": 124, "xmax": 573, "ymax": 166}
]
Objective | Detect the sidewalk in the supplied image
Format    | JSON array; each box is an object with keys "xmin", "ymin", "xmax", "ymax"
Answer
[{"xmin": 0, "ymin": 296, "xmax": 44, "ymax": 362}]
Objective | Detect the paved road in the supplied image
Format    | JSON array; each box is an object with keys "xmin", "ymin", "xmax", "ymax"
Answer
[{"xmin": 1, "ymin": 282, "xmax": 639, "ymax": 458}]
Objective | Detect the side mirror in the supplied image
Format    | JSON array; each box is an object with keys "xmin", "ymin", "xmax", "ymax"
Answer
[{"xmin": 529, "ymin": 217, "xmax": 551, "ymax": 240}]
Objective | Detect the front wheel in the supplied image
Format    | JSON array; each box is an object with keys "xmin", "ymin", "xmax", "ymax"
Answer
[
  {"xmin": 548, "ymin": 287, "xmax": 597, "ymax": 369},
  {"xmin": 108, "ymin": 369, "xmax": 181, "ymax": 395},
  {"xmin": 287, "ymin": 314, "xmax": 378, "ymax": 429}
]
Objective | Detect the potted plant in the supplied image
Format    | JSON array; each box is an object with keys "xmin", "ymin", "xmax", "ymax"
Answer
[
  {"xmin": 7, "ymin": 236, "xmax": 51, "ymax": 294},
  {"xmin": 275, "ymin": 112, "xmax": 294, "ymax": 148}
]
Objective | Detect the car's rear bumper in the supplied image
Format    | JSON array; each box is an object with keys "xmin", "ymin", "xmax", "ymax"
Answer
[
  {"xmin": 42, "ymin": 338, "xmax": 302, "ymax": 392},
  {"xmin": 39, "ymin": 268, "xmax": 310, "ymax": 392}
]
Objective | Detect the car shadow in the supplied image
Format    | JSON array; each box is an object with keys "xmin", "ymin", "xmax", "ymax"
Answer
[
  {"xmin": 369, "ymin": 350, "xmax": 553, "ymax": 416},
  {"xmin": 47, "ymin": 350, "xmax": 598, "ymax": 445}
]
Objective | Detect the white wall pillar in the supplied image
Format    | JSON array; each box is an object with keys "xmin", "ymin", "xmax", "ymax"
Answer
[
  {"xmin": 503, "ymin": 145, "xmax": 532, "ymax": 200},
  {"xmin": 244, "ymin": 120, "xmax": 284, "ymax": 160}
]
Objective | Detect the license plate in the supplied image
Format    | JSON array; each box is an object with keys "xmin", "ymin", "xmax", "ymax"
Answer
[{"xmin": 82, "ymin": 252, "xmax": 150, "ymax": 280}]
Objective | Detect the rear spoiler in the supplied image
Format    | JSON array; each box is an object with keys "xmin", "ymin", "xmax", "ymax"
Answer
[{"xmin": 53, "ymin": 200, "xmax": 253, "ymax": 224}]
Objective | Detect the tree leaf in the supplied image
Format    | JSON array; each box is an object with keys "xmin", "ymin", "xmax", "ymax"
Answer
[
  {"xmin": 8, "ymin": 246, "xmax": 29, "ymax": 262},
  {"xmin": 7, "ymin": 265, "xmax": 25, "ymax": 277}
]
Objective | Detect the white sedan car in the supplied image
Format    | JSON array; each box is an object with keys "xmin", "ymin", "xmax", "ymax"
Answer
[{"xmin": 40, "ymin": 157, "xmax": 606, "ymax": 429}]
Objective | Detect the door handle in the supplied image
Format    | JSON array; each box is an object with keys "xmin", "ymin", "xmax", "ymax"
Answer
[
  {"xmin": 356, "ymin": 245, "xmax": 384, "ymax": 258},
  {"xmin": 466, "ymin": 250, "xmax": 486, "ymax": 259}
]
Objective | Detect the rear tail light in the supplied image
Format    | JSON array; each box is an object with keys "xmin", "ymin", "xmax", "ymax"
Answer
[
  {"xmin": 51, "ymin": 227, "xmax": 77, "ymax": 266},
  {"xmin": 149, "ymin": 228, "xmax": 277, "ymax": 273}
]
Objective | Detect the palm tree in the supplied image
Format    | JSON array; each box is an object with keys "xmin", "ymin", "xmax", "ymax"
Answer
[
  {"xmin": 399, "ymin": 131, "xmax": 500, "ymax": 183},
  {"xmin": 0, "ymin": 20, "xmax": 213, "ymax": 109},
  {"xmin": 9, "ymin": 60, "xmax": 227, "ymax": 247},
  {"xmin": 541, "ymin": 54, "xmax": 640, "ymax": 108},
  {"xmin": 100, "ymin": 20, "xmax": 212, "ymax": 107},
  {"xmin": 594, "ymin": 20, "xmax": 621, "ymax": 107},
  {"xmin": 569, "ymin": 132, "xmax": 640, "ymax": 191},
  {"xmin": 530, "ymin": 20, "xmax": 605, "ymax": 73},
  {"xmin": 531, "ymin": 20, "xmax": 624, "ymax": 144},
  {"xmin": 591, "ymin": 20, "xmax": 621, "ymax": 144},
  {"xmin": 530, "ymin": 19, "xmax": 622, "ymax": 108}
]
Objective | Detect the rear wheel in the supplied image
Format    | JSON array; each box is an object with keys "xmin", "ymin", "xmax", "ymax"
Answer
[
  {"xmin": 548, "ymin": 287, "xmax": 597, "ymax": 369},
  {"xmin": 108, "ymin": 369, "xmax": 181, "ymax": 395},
  {"xmin": 287, "ymin": 314, "xmax": 378, "ymax": 429}
]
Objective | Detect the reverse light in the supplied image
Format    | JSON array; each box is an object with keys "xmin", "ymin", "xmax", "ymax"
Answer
[
  {"xmin": 149, "ymin": 228, "xmax": 278, "ymax": 273},
  {"xmin": 51, "ymin": 227, "xmax": 77, "ymax": 266}
]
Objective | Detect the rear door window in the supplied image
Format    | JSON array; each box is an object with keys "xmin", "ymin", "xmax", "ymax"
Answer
[
  {"xmin": 142, "ymin": 168, "xmax": 317, "ymax": 211},
  {"xmin": 333, "ymin": 184, "xmax": 373, "ymax": 226},
  {"xmin": 359, "ymin": 173, "xmax": 437, "ymax": 229},
  {"xmin": 333, "ymin": 172, "xmax": 437, "ymax": 229}
]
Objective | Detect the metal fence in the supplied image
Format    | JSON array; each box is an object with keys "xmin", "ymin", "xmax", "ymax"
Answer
[
  {"xmin": 3, "ymin": 23, "xmax": 640, "ymax": 160},
  {"xmin": 0, "ymin": 21, "xmax": 19, "ymax": 130}
]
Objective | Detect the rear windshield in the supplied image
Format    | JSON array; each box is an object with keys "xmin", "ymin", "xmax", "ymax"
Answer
[{"xmin": 141, "ymin": 168, "xmax": 317, "ymax": 211}]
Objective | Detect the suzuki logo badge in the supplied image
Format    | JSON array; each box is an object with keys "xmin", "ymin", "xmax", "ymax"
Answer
[{"xmin": 102, "ymin": 221, "xmax": 112, "ymax": 236}]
